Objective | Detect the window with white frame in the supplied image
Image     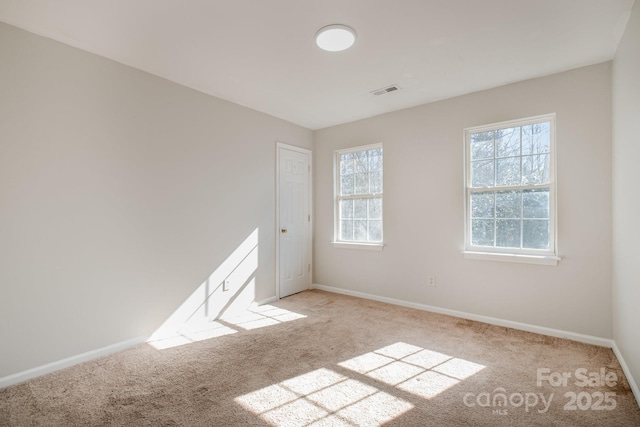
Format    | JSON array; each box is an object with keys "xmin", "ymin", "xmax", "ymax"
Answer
[
  {"xmin": 464, "ymin": 114, "xmax": 557, "ymax": 259},
  {"xmin": 334, "ymin": 144, "xmax": 383, "ymax": 245}
]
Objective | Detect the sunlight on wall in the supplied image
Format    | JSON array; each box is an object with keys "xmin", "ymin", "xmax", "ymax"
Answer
[
  {"xmin": 338, "ymin": 342, "xmax": 485, "ymax": 399},
  {"xmin": 235, "ymin": 368, "xmax": 413, "ymax": 427},
  {"xmin": 147, "ymin": 228, "xmax": 261, "ymax": 348}
]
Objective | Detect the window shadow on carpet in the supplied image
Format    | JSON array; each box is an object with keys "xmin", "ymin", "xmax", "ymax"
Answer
[{"xmin": 235, "ymin": 342, "xmax": 485, "ymax": 426}]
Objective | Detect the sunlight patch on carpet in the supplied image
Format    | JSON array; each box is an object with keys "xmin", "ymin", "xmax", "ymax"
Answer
[
  {"xmin": 339, "ymin": 342, "xmax": 485, "ymax": 400},
  {"xmin": 147, "ymin": 320, "xmax": 238, "ymax": 350},
  {"xmin": 222, "ymin": 305, "xmax": 306, "ymax": 331},
  {"xmin": 147, "ymin": 304, "xmax": 305, "ymax": 349},
  {"xmin": 235, "ymin": 368, "xmax": 413, "ymax": 426}
]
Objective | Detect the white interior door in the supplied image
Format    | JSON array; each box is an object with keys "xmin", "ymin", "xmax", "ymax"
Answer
[{"xmin": 277, "ymin": 144, "xmax": 311, "ymax": 298}]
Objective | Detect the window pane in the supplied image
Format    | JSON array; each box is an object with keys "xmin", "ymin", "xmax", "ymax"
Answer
[
  {"xmin": 523, "ymin": 122, "xmax": 550, "ymax": 155},
  {"xmin": 340, "ymin": 153, "xmax": 354, "ymax": 175},
  {"xmin": 354, "ymin": 151, "xmax": 368, "ymax": 173},
  {"xmin": 523, "ymin": 190, "xmax": 549, "ymax": 219},
  {"xmin": 470, "ymin": 131, "xmax": 494, "ymax": 160},
  {"xmin": 471, "ymin": 192, "xmax": 494, "ymax": 218},
  {"xmin": 496, "ymin": 157, "xmax": 521, "ymax": 186},
  {"xmin": 522, "ymin": 154, "xmax": 550, "ymax": 185},
  {"xmin": 521, "ymin": 125, "xmax": 533, "ymax": 155},
  {"xmin": 471, "ymin": 160, "xmax": 494, "ymax": 187},
  {"xmin": 354, "ymin": 220, "xmax": 367, "ymax": 241},
  {"xmin": 369, "ymin": 198, "xmax": 382, "ymax": 220},
  {"xmin": 341, "ymin": 174, "xmax": 354, "ymax": 195},
  {"xmin": 368, "ymin": 220, "xmax": 382, "ymax": 242},
  {"xmin": 341, "ymin": 220, "xmax": 353, "ymax": 241},
  {"xmin": 340, "ymin": 199, "xmax": 353, "ymax": 219},
  {"xmin": 355, "ymin": 173, "xmax": 368, "ymax": 194},
  {"xmin": 370, "ymin": 171, "xmax": 382, "ymax": 193},
  {"xmin": 354, "ymin": 199, "xmax": 367, "ymax": 219},
  {"xmin": 496, "ymin": 127, "xmax": 521, "ymax": 158},
  {"xmin": 496, "ymin": 191, "xmax": 521, "ymax": 218},
  {"xmin": 472, "ymin": 219, "xmax": 495, "ymax": 246},
  {"xmin": 368, "ymin": 150, "xmax": 382, "ymax": 171},
  {"xmin": 496, "ymin": 220, "xmax": 521, "ymax": 248},
  {"xmin": 523, "ymin": 220, "xmax": 549, "ymax": 249}
]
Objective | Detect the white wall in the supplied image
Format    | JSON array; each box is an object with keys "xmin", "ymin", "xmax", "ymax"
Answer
[
  {"xmin": 0, "ymin": 22, "xmax": 312, "ymax": 379},
  {"xmin": 612, "ymin": 0, "xmax": 640, "ymax": 394},
  {"xmin": 314, "ymin": 63, "xmax": 612, "ymax": 339}
]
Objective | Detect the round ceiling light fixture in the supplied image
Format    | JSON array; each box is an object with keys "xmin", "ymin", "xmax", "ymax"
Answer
[{"xmin": 315, "ymin": 24, "xmax": 356, "ymax": 52}]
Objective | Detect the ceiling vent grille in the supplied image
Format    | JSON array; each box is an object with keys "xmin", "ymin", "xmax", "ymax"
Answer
[{"xmin": 371, "ymin": 84, "xmax": 401, "ymax": 96}]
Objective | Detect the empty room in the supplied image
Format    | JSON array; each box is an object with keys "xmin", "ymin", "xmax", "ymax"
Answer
[{"xmin": 1, "ymin": 0, "xmax": 639, "ymax": 425}]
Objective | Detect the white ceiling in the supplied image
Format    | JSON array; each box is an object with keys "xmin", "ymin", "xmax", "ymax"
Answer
[{"xmin": 0, "ymin": 0, "xmax": 635, "ymax": 130}]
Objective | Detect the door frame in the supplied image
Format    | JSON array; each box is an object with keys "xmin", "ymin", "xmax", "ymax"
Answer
[{"xmin": 275, "ymin": 142, "xmax": 313, "ymax": 300}]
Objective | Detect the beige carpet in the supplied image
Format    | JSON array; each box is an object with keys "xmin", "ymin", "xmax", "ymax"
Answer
[{"xmin": 1, "ymin": 290, "xmax": 639, "ymax": 426}]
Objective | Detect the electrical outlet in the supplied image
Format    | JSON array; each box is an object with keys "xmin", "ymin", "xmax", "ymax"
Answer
[
  {"xmin": 223, "ymin": 280, "xmax": 230, "ymax": 292},
  {"xmin": 428, "ymin": 276, "xmax": 436, "ymax": 287}
]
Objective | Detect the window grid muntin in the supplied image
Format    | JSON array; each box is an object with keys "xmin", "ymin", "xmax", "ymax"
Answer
[
  {"xmin": 465, "ymin": 115, "xmax": 555, "ymax": 255},
  {"xmin": 470, "ymin": 124, "xmax": 551, "ymax": 190},
  {"xmin": 335, "ymin": 145, "xmax": 383, "ymax": 244},
  {"xmin": 469, "ymin": 188, "xmax": 551, "ymax": 250}
]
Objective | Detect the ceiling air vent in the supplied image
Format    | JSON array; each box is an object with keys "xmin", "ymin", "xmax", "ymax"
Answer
[{"xmin": 371, "ymin": 84, "xmax": 401, "ymax": 96}]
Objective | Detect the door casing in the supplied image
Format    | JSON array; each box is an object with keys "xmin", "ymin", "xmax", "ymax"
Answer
[{"xmin": 276, "ymin": 142, "xmax": 312, "ymax": 299}]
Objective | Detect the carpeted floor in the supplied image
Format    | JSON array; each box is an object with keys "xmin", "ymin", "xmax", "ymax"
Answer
[{"xmin": 1, "ymin": 290, "xmax": 639, "ymax": 426}]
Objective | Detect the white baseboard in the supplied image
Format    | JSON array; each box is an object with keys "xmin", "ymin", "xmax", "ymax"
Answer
[
  {"xmin": 611, "ymin": 342, "xmax": 640, "ymax": 407},
  {"xmin": 315, "ymin": 283, "xmax": 638, "ymax": 407},
  {"xmin": 4, "ymin": 290, "xmax": 637, "ymax": 409},
  {"xmin": 1, "ymin": 296, "xmax": 279, "ymax": 389},
  {"xmin": 311, "ymin": 284, "xmax": 614, "ymax": 348},
  {"xmin": 0, "ymin": 336, "xmax": 148, "ymax": 390}
]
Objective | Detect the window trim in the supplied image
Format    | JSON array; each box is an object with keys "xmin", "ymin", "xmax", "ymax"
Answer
[
  {"xmin": 333, "ymin": 143, "xmax": 384, "ymax": 249},
  {"xmin": 463, "ymin": 114, "xmax": 559, "ymax": 263}
]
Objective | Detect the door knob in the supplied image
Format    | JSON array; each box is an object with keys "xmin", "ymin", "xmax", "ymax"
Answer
[{"xmin": 281, "ymin": 229, "xmax": 288, "ymax": 234}]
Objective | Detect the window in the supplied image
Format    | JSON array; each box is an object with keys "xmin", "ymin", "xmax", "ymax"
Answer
[
  {"xmin": 464, "ymin": 114, "xmax": 558, "ymax": 264},
  {"xmin": 334, "ymin": 144, "xmax": 383, "ymax": 248}
]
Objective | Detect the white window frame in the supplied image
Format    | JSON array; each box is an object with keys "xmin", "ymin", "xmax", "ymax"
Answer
[
  {"xmin": 333, "ymin": 143, "xmax": 384, "ymax": 250},
  {"xmin": 463, "ymin": 114, "xmax": 560, "ymax": 265}
]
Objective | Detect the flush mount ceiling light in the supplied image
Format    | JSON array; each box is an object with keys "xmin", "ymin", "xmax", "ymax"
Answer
[{"xmin": 315, "ymin": 24, "xmax": 356, "ymax": 52}]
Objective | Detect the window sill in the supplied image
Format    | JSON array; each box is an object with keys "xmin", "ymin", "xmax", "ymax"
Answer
[
  {"xmin": 463, "ymin": 251, "xmax": 560, "ymax": 266},
  {"xmin": 332, "ymin": 242, "xmax": 384, "ymax": 251}
]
